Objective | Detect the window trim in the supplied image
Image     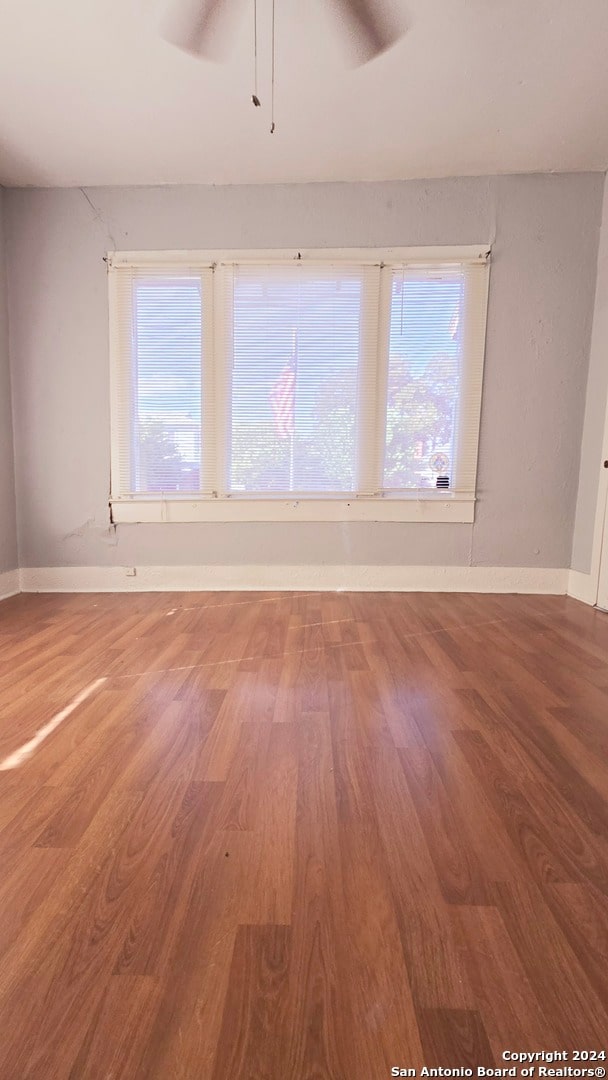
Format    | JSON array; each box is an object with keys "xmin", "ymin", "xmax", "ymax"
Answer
[
  {"xmin": 108, "ymin": 245, "xmax": 489, "ymax": 269},
  {"xmin": 108, "ymin": 245, "xmax": 490, "ymax": 525},
  {"xmin": 110, "ymin": 493, "xmax": 475, "ymax": 524}
]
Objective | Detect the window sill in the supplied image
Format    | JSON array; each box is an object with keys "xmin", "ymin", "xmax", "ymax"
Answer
[{"xmin": 110, "ymin": 496, "xmax": 475, "ymax": 524}]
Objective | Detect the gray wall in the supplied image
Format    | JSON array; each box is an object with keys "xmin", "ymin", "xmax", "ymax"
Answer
[
  {"xmin": 4, "ymin": 173, "xmax": 603, "ymax": 570},
  {"xmin": 0, "ymin": 189, "xmax": 18, "ymax": 573},
  {"xmin": 571, "ymin": 178, "xmax": 608, "ymax": 574}
]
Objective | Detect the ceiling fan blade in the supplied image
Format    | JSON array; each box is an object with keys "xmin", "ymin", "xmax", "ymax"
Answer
[
  {"xmin": 329, "ymin": 0, "xmax": 403, "ymax": 63},
  {"xmin": 160, "ymin": 0, "xmax": 230, "ymax": 57}
]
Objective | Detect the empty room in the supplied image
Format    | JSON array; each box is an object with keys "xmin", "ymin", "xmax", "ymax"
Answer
[{"xmin": 1, "ymin": 0, "xmax": 608, "ymax": 1076}]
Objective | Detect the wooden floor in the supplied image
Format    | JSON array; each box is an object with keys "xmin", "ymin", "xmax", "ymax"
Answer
[{"xmin": 0, "ymin": 590, "xmax": 607, "ymax": 1078}]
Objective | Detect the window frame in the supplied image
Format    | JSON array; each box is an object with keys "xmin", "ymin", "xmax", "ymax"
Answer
[{"xmin": 108, "ymin": 246, "xmax": 490, "ymax": 524}]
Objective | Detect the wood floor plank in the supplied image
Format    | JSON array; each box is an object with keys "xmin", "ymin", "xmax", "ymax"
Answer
[
  {"xmin": 398, "ymin": 746, "xmax": 489, "ymax": 905},
  {"xmin": 283, "ymin": 711, "xmax": 350, "ymax": 1078},
  {"xmin": 452, "ymin": 904, "xmax": 560, "ymax": 1056},
  {"xmin": 211, "ymin": 924, "xmax": 292, "ymax": 1080},
  {"xmin": 369, "ymin": 743, "xmax": 477, "ymax": 1009},
  {"xmin": 338, "ymin": 819, "xmax": 425, "ymax": 1075},
  {"xmin": 417, "ymin": 1007, "xmax": 495, "ymax": 1069},
  {"xmin": 250, "ymin": 722, "xmax": 299, "ymax": 924},
  {"xmin": 493, "ymin": 878, "xmax": 608, "ymax": 1046},
  {"xmin": 112, "ymin": 779, "xmax": 224, "ymax": 977},
  {"xmin": 542, "ymin": 881, "xmax": 608, "ymax": 1008},
  {"xmin": 136, "ymin": 833, "xmax": 254, "ymax": 1079},
  {"xmin": 68, "ymin": 975, "xmax": 161, "ymax": 1080},
  {"xmin": 455, "ymin": 729, "xmax": 583, "ymax": 886}
]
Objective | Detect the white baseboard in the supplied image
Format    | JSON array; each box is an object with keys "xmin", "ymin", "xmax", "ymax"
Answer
[
  {"xmin": 19, "ymin": 564, "xmax": 569, "ymax": 595},
  {"xmin": 567, "ymin": 568, "xmax": 599, "ymax": 606},
  {"xmin": 0, "ymin": 569, "xmax": 20, "ymax": 601}
]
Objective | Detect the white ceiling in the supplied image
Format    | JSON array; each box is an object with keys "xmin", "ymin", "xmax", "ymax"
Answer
[{"xmin": 1, "ymin": 0, "xmax": 608, "ymax": 188}]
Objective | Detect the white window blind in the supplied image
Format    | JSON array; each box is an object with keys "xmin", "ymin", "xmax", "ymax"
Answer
[
  {"xmin": 216, "ymin": 263, "xmax": 380, "ymax": 496},
  {"xmin": 110, "ymin": 265, "xmax": 214, "ymax": 499},
  {"xmin": 108, "ymin": 248, "xmax": 490, "ymax": 522},
  {"xmin": 382, "ymin": 261, "xmax": 488, "ymax": 498}
]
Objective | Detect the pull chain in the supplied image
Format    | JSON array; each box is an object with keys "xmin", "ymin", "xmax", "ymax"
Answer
[
  {"xmin": 251, "ymin": 0, "xmax": 261, "ymax": 106},
  {"xmin": 270, "ymin": 0, "xmax": 276, "ymax": 133}
]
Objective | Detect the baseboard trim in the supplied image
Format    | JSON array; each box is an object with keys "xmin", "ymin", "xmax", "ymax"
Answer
[
  {"xmin": 566, "ymin": 568, "xmax": 599, "ymax": 606},
  {"xmin": 0, "ymin": 569, "xmax": 20, "ymax": 601},
  {"xmin": 19, "ymin": 564, "xmax": 569, "ymax": 595}
]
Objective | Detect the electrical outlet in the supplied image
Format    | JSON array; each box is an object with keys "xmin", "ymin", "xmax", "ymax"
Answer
[{"xmin": 126, "ymin": 567, "xmax": 137, "ymax": 577}]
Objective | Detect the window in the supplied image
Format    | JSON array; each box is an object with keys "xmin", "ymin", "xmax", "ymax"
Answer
[{"xmin": 109, "ymin": 247, "xmax": 490, "ymax": 523}]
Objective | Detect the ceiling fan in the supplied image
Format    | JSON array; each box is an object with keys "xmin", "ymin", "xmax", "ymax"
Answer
[{"xmin": 161, "ymin": 0, "xmax": 404, "ymax": 67}]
